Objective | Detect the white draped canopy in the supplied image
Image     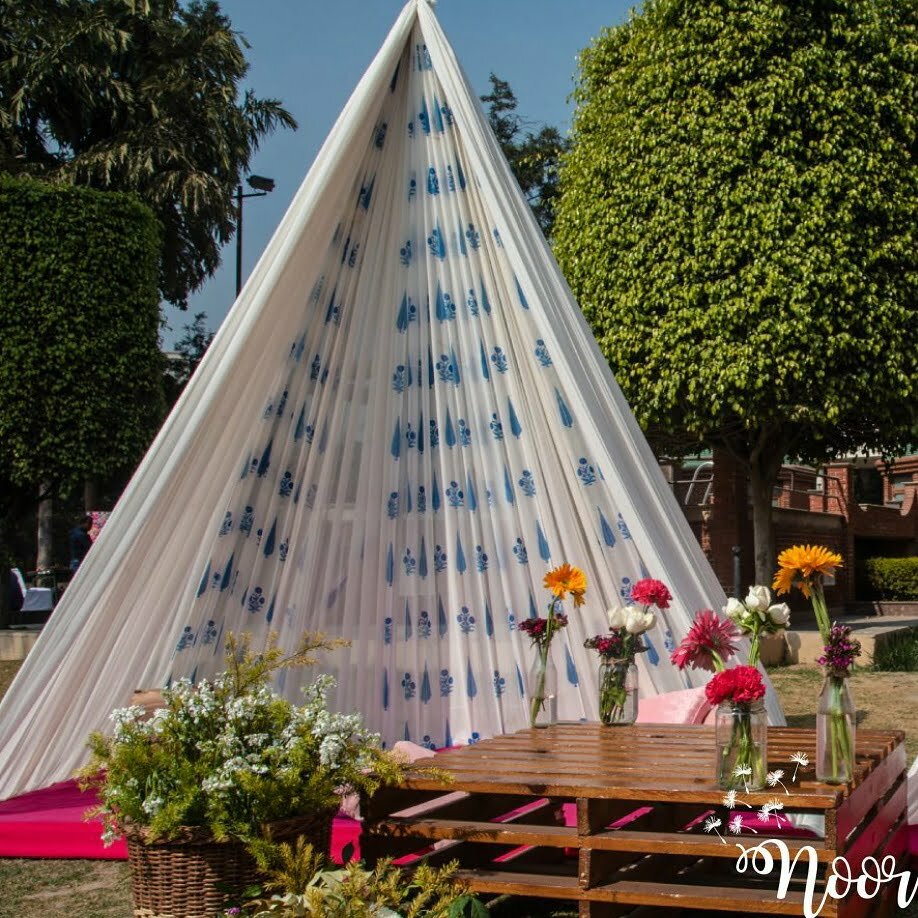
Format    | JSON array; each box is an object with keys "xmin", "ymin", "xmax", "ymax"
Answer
[{"xmin": 0, "ymin": 0, "xmax": 788, "ymax": 801}]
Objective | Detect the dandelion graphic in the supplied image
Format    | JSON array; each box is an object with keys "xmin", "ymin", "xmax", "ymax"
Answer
[
  {"xmin": 757, "ymin": 798, "xmax": 786, "ymax": 825},
  {"xmin": 733, "ymin": 763, "xmax": 752, "ymax": 794},
  {"xmin": 767, "ymin": 768, "xmax": 789, "ymax": 795},
  {"xmin": 728, "ymin": 814, "xmax": 755, "ymax": 835},
  {"xmin": 791, "ymin": 751, "xmax": 810, "ymax": 782},
  {"xmin": 703, "ymin": 815, "xmax": 726, "ymax": 844},
  {"xmin": 722, "ymin": 789, "xmax": 737, "ymax": 809}
]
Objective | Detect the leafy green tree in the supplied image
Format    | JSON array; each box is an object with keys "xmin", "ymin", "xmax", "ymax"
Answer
[
  {"xmin": 481, "ymin": 74, "xmax": 568, "ymax": 238},
  {"xmin": 163, "ymin": 311, "xmax": 215, "ymax": 406},
  {"xmin": 0, "ymin": 176, "xmax": 164, "ymax": 566},
  {"xmin": 0, "ymin": 0, "xmax": 297, "ymax": 307},
  {"xmin": 554, "ymin": 0, "xmax": 918, "ymax": 583}
]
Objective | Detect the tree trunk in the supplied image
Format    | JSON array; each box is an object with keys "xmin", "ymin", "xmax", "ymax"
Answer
[
  {"xmin": 36, "ymin": 482, "xmax": 54, "ymax": 571},
  {"xmin": 83, "ymin": 477, "xmax": 99, "ymax": 514},
  {"xmin": 748, "ymin": 465, "xmax": 775, "ymax": 588}
]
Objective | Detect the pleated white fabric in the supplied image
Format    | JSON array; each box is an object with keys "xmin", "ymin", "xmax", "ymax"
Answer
[{"xmin": 0, "ymin": 0, "xmax": 785, "ymax": 801}]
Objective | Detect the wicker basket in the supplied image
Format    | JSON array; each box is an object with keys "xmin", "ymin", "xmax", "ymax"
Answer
[{"xmin": 126, "ymin": 810, "xmax": 334, "ymax": 918}]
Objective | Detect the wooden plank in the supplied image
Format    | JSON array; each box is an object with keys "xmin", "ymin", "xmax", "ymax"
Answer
[
  {"xmin": 455, "ymin": 868, "xmax": 580, "ymax": 900},
  {"xmin": 834, "ymin": 743, "xmax": 906, "ymax": 848},
  {"xmin": 841, "ymin": 780, "xmax": 908, "ymax": 877},
  {"xmin": 372, "ymin": 817, "xmax": 575, "ymax": 847}
]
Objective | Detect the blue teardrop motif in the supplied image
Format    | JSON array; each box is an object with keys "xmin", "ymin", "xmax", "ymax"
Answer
[
  {"xmin": 556, "ymin": 389, "xmax": 574, "ymax": 428},
  {"xmin": 405, "ymin": 478, "xmax": 412, "ymax": 512},
  {"xmin": 456, "ymin": 159, "xmax": 467, "ymax": 190},
  {"xmin": 438, "ymin": 599, "xmax": 448, "ymax": 636},
  {"xmin": 391, "ymin": 419, "xmax": 401, "ymax": 459},
  {"xmin": 396, "ymin": 293, "xmax": 410, "ymax": 332},
  {"xmin": 456, "ymin": 533, "xmax": 467, "ymax": 574},
  {"xmin": 504, "ymin": 465, "xmax": 515, "ymax": 504},
  {"xmin": 265, "ymin": 594, "xmax": 275, "ymax": 623},
  {"xmin": 537, "ymin": 521, "xmax": 551, "ymax": 561},
  {"xmin": 419, "ymin": 538, "xmax": 428, "ymax": 578},
  {"xmin": 644, "ymin": 635, "xmax": 660, "ymax": 666},
  {"xmin": 220, "ymin": 554, "xmax": 234, "ymax": 591},
  {"xmin": 515, "ymin": 276, "xmax": 529, "ymax": 309},
  {"xmin": 197, "ymin": 561, "xmax": 211, "ymax": 597},
  {"xmin": 480, "ymin": 279, "xmax": 491, "ymax": 315},
  {"xmin": 257, "ymin": 439, "xmax": 273, "ymax": 477},
  {"xmin": 386, "ymin": 544, "xmax": 394, "ymax": 585},
  {"xmin": 479, "ymin": 340, "xmax": 490, "ymax": 380},
  {"xmin": 508, "ymin": 398, "xmax": 522, "ymax": 438},
  {"xmin": 404, "ymin": 723, "xmax": 411, "ymax": 742},
  {"xmin": 418, "ymin": 412, "xmax": 424, "ymax": 454},
  {"xmin": 432, "ymin": 472, "xmax": 441, "ymax": 511},
  {"xmin": 294, "ymin": 405, "xmax": 306, "ymax": 440},
  {"xmin": 466, "ymin": 475, "xmax": 477, "ymax": 511},
  {"xmin": 485, "ymin": 602, "xmax": 494, "ymax": 637},
  {"xmin": 466, "ymin": 660, "xmax": 477, "ymax": 698},
  {"xmin": 457, "ymin": 222, "xmax": 467, "ymax": 255},
  {"xmin": 405, "ymin": 601, "xmax": 412, "ymax": 640},
  {"xmin": 263, "ymin": 520, "xmax": 276, "ymax": 557},
  {"xmin": 432, "ymin": 96, "xmax": 445, "ymax": 132},
  {"xmin": 427, "ymin": 347, "xmax": 435, "ymax": 388},
  {"xmin": 565, "ymin": 645, "xmax": 579, "ymax": 686},
  {"xmin": 450, "ymin": 349, "xmax": 461, "ymax": 386},
  {"xmin": 383, "ymin": 669, "xmax": 390, "ymax": 710},
  {"xmin": 445, "ymin": 410, "xmax": 456, "ymax": 447},
  {"xmin": 445, "ymin": 719, "xmax": 452, "ymax": 747},
  {"xmin": 529, "ymin": 593, "xmax": 539, "ymax": 619},
  {"xmin": 599, "ymin": 509, "xmax": 616, "ymax": 548},
  {"xmin": 516, "ymin": 664, "xmax": 525, "ymax": 696},
  {"xmin": 421, "ymin": 666, "xmax": 432, "ymax": 703},
  {"xmin": 318, "ymin": 421, "xmax": 329, "ymax": 453}
]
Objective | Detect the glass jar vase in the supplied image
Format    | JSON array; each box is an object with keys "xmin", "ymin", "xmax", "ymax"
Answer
[
  {"xmin": 817, "ymin": 674, "xmax": 856, "ymax": 784},
  {"xmin": 527, "ymin": 651, "xmax": 558, "ymax": 728},
  {"xmin": 598, "ymin": 659, "xmax": 638, "ymax": 725},
  {"xmin": 715, "ymin": 700, "xmax": 767, "ymax": 791}
]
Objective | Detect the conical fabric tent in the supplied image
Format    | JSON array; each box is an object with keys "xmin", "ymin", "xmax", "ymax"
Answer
[{"xmin": 0, "ymin": 0, "xmax": 784, "ymax": 801}]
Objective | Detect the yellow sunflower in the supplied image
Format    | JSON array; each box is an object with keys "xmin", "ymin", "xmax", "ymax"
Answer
[
  {"xmin": 543, "ymin": 563, "xmax": 587, "ymax": 600},
  {"xmin": 772, "ymin": 544, "xmax": 843, "ymax": 598}
]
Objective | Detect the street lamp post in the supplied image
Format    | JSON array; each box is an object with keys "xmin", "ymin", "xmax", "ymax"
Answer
[{"xmin": 235, "ymin": 174, "xmax": 276, "ymax": 296}]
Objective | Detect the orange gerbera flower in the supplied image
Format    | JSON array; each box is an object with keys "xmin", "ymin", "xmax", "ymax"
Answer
[
  {"xmin": 543, "ymin": 563, "xmax": 587, "ymax": 600},
  {"xmin": 772, "ymin": 544, "xmax": 843, "ymax": 598}
]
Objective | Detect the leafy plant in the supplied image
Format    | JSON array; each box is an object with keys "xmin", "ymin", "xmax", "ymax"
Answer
[
  {"xmin": 79, "ymin": 632, "xmax": 408, "ymax": 845},
  {"xmin": 244, "ymin": 837, "xmax": 486, "ymax": 918},
  {"xmin": 863, "ymin": 558, "xmax": 918, "ymax": 601}
]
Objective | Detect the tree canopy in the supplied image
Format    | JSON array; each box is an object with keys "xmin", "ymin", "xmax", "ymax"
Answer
[
  {"xmin": 0, "ymin": 0, "xmax": 297, "ymax": 307},
  {"xmin": 0, "ymin": 176, "xmax": 164, "ymax": 497},
  {"xmin": 481, "ymin": 74, "xmax": 568, "ymax": 238},
  {"xmin": 554, "ymin": 0, "xmax": 918, "ymax": 580}
]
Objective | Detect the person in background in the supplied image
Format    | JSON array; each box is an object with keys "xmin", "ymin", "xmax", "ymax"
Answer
[{"xmin": 69, "ymin": 515, "xmax": 93, "ymax": 573}]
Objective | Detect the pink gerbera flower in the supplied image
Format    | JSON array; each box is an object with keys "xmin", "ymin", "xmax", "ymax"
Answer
[
  {"xmin": 670, "ymin": 609, "xmax": 739, "ymax": 672},
  {"xmin": 630, "ymin": 578, "xmax": 672, "ymax": 610}
]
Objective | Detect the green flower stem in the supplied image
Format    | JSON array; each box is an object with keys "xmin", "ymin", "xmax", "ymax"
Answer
[
  {"xmin": 530, "ymin": 644, "xmax": 550, "ymax": 727},
  {"xmin": 720, "ymin": 707, "xmax": 764, "ymax": 790},
  {"xmin": 811, "ymin": 581, "xmax": 832, "ymax": 645},
  {"xmin": 598, "ymin": 660, "xmax": 630, "ymax": 724},
  {"xmin": 824, "ymin": 674, "xmax": 854, "ymax": 782}
]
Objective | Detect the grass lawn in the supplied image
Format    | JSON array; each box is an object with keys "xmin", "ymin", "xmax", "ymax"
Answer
[{"xmin": 0, "ymin": 659, "xmax": 915, "ymax": 917}]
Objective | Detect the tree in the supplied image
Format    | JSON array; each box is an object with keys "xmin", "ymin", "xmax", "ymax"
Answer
[
  {"xmin": 481, "ymin": 74, "xmax": 568, "ymax": 239},
  {"xmin": 163, "ymin": 311, "xmax": 215, "ymax": 406},
  {"xmin": 0, "ymin": 0, "xmax": 297, "ymax": 307},
  {"xmin": 0, "ymin": 176, "xmax": 164, "ymax": 566},
  {"xmin": 554, "ymin": 0, "xmax": 918, "ymax": 584}
]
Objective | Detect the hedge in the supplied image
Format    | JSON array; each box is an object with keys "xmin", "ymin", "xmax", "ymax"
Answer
[
  {"xmin": 863, "ymin": 558, "xmax": 918, "ymax": 602},
  {"xmin": 0, "ymin": 175, "xmax": 164, "ymax": 496}
]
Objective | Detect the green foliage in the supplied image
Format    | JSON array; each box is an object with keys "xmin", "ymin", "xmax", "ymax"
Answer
[
  {"xmin": 481, "ymin": 74, "xmax": 568, "ymax": 238},
  {"xmin": 79, "ymin": 632, "xmax": 410, "ymax": 846},
  {"xmin": 0, "ymin": 0, "xmax": 297, "ymax": 307},
  {"xmin": 246, "ymin": 839, "xmax": 486, "ymax": 918},
  {"xmin": 864, "ymin": 557, "xmax": 918, "ymax": 601},
  {"xmin": 554, "ymin": 0, "xmax": 918, "ymax": 467},
  {"xmin": 871, "ymin": 628, "xmax": 918, "ymax": 672},
  {"xmin": 0, "ymin": 175, "xmax": 163, "ymax": 496}
]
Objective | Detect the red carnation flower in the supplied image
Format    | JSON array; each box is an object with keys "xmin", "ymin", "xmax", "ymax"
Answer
[
  {"xmin": 630, "ymin": 578, "xmax": 672, "ymax": 610},
  {"xmin": 670, "ymin": 609, "xmax": 739, "ymax": 673},
  {"xmin": 705, "ymin": 665, "xmax": 765, "ymax": 707}
]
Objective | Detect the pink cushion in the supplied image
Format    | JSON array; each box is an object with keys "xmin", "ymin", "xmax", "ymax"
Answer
[{"xmin": 637, "ymin": 687, "xmax": 711, "ymax": 725}]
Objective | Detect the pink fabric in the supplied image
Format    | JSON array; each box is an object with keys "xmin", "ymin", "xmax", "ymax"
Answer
[
  {"xmin": 0, "ymin": 779, "xmax": 361, "ymax": 863},
  {"xmin": 637, "ymin": 686, "xmax": 711, "ymax": 725}
]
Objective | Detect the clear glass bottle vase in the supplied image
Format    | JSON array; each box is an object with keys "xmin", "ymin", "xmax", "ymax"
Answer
[
  {"xmin": 598, "ymin": 659, "xmax": 638, "ymax": 725},
  {"xmin": 715, "ymin": 700, "xmax": 768, "ymax": 791},
  {"xmin": 817, "ymin": 674, "xmax": 856, "ymax": 784},
  {"xmin": 527, "ymin": 650, "xmax": 558, "ymax": 728}
]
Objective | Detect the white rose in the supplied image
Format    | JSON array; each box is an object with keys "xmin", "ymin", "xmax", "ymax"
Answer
[
  {"xmin": 607, "ymin": 606, "xmax": 627, "ymax": 629},
  {"xmin": 625, "ymin": 607, "xmax": 655, "ymax": 635},
  {"xmin": 768, "ymin": 603, "xmax": 791, "ymax": 627},
  {"xmin": 724, "ymin": 597, "xmax": 746, "ymax": 621},
  {"xmin": 745, "ymin": 585, "xmax": 772, "ymax": 615}
]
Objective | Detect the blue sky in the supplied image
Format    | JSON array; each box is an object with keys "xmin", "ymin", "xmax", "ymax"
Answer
[{"xmin": 162, "ymin": 0, "xmax": 635, "ymax": 346}]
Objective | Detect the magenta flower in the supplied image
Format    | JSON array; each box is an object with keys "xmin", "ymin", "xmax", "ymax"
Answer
[
  {"xmin": 670, "ymin": 609, "xmax": 739, "ymax": 672},
  {"xmin": 630, "ymin": 578, "xmax": 672, "ymax": 610}
]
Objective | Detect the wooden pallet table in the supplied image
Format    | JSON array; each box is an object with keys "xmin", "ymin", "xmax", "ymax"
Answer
[{"xmin": 362, "ymin": 724, "xmax": 908, "ymax": 917}]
